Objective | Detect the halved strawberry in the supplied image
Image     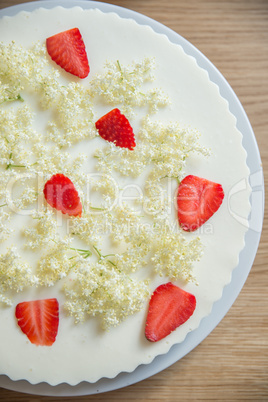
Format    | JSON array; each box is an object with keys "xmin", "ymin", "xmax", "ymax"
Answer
[
  {"xmin": 15, "ymin": 298, "xmax": 59, "ymax": 346},
  {"xmin": 95, "ymin": 108, "xmax": 136, "ymax": 150},
  {"xmin": 43, "ymin": 173, "xmax": 82, "ymax": 217},
  {"xmin": 145, "ymin": 282, "xmax": 196, "ymax": 342},
  {"xmin": 46, "ymin": 27, "xmax": 89, "ymax": 79},
  {"xmin": 177, "ymin": 175, "xmax": 224, "ymax": 231}
]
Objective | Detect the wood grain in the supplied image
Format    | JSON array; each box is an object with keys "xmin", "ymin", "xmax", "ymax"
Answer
[{"xmin": 0, "ymin": 0, "xmax": 267, "ymax": 401}]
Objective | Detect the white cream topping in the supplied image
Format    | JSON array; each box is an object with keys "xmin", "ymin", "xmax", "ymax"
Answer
[{"xmin": 0, "ymin": 7, "xmax": 251, "ymax": 385}]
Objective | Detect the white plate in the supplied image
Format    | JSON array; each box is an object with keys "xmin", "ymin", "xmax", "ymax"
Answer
[{"xmin": 0, "ymin": 0, "xmax": 264, "ymax": 396}]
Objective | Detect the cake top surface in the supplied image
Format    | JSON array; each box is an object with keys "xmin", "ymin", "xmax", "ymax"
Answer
[{"xmin": 0, "ymin": 6, "xmax": 250, "ymax": 386}]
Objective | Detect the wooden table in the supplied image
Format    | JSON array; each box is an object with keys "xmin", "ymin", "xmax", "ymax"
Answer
[{"xmin": 0, "ymin": 0, "xmax": 267, "ymax": 401}]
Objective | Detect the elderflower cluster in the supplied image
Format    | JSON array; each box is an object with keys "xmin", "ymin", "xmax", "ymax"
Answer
[
  {"xmin": 90, "ymin": 58, "xmax": 169, "ymax": 115},
  {"xmin": 37, "ymin": 237, "xmax": 73, "ymax": 286},
  {"xmin": 106, "ymin": 204, "xmax": 141, "ymax": 243},
  {"xmin": 63, "ymin": 259, "xmax": 150, "ymax": 329},
  {"xmin": 0, "ymin": 41, "xmax": 96, "ymax": 147},
  {"xmin": 0, "ymin": 106, "xmax": 38, "ymax": 168},
  {"xmin": 89, "ymin": 174, "xmax": 119, "ymax": 209},
  {"xmin": 69, "ymin": 204, "xmax": 141, "ymax": 247},
  {"xmin": 30, "ymin": 143, "xmax": 87, "ymax": 188},
  {"xmin": 113, "ymin": 224, "xmax": 153, "ymax": 273},
  {"xmin": 12, "ymin": 186, "xmax": 38, "ymax": 210},
  {"xmin": 0, "ymin": 247, "xmax": 38, "ymax": 306},
  {"xmin": 0, "ymin": 41, "xmax": 48, "ymax": 94},
  {"xmin": 0, "ymin": 80, "xmax": 22, "ymax": 106},
  {"xmin": 112, "ymin": 218, "xmax": 203, "ymax": 281},
  {"xmin": 0, "ymin": 209, "xmax": 13, "ymax": 242},
  {"xmin": 45, "ymin": 82, "xmax": 96, "ymax": 148},
  {"xmin": 68, "ymin": 210, "xmax": 105, "ymax": 247},
  {"xmin": 23, "ymin": 210, "xmax": 59, "ymax": 249},
  {"xmin": 150, "ymin": 223, "xmax": 203, "ymax": 282}
]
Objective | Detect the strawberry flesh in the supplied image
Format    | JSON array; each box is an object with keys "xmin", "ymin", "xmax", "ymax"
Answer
[
  {"xmin": 145, "ymin": 282, "xmax": 196, "ymax": 342},
  {"xmin": 15, "ymin": 298, "xmax": 59, "ymax": 346},
  {"xmin": 43, "ymin": 173, "xmax": 82, "ymax": 217},
  {"xmin": 95, "ymin": 108, "xmax": 136, "ymax": 150},
  {"xmin": 177, "ymin": 175, "xmax": 224, "ymax": 231},
  {"xmin": 46, "ymin": 27, "xmax": 89, "ymax": 79}
]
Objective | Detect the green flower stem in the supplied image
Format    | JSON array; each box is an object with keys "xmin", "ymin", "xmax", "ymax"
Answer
[
  {"xmin": 117, "ymin": 60, "xmax": 124, "ymax": 80},
  {"xmin": 92, "ymin": 245, "xmax": 102, "ymax": 259},
  {"xmin": 90, "ymin": 206, "xmax": 105, "ymax": 211},
  {"xmin": 69, "ymin": 247, "xmax": 92, "ymax": 259},
  {"xmin": 0, "ymin": 94, "xmax": 24, "ymax": 105},
  {"xmin": 6, "ymin": 164, "xmax": 26, "ymax": 170},
  {"xmin": 92, "ymin": 245, "xmax": 118, "ymax": 268}
]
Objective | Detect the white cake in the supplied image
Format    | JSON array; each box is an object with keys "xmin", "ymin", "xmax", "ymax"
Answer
[{"xmin": 0, "ymin": 6, "xmax": 251, "ymax": 385}]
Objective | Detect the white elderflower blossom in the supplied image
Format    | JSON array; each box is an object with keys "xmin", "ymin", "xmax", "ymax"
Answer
[
  {"xmin": 45, "ymin": 82, "xmax": 96, "ymax": 147},
  {"xmin": 90, "ymin": 174, "xmax": 119, "ymax": 206},
  {"xmin": 12, "ymin": 186, "xmax": 38, "ymax": 210},
  {"xmin": 106, "ymin": 204, "xmax": 141, "ymax": 243},
  {"xmin": 113, "ymin": 224, "xmax": 152, "ymax": 273},
  {"xmin": 37, "ymin": 237, "xmax": 73, "ymax": 286},
  {"xmin": 95, "ymin": 143, "xmax": 147, "ymax": 177},
  {"xmin": 23, "ymin": 209, "xmax": 59, "ymax": 249},
  {"xmin": 140, "ymin": 117, "xmax": 210, "ymax": 182},
  {"xmin": 0, "ymin": 171, "xmax": 13, "ymax": 204},
  {"xmin": 31, "ymin": 143, "xmax": 87, "ymax": 188},
  {"xmin": 142, "ymin": 179, "xmax": 170, "ymax": 219},
  {"xmin": 0, "ymin": 106, "xmax": 38, "ymax": 169},
  {"xmin": 0, "ymin": 41, "xmax": 40, "ymax": 91},
  {"xmin": 0, "ymin": 209, "xmax": 13, "ymax": 242},
  {"xmin": 68, "ymin": 210, "xmax": 104, "ymax": 246},
  {"xmin": 69, "ymin": 204, "xmax": 140, "ymax": 247},
  {"xmin": 0, "ymin": 41, "xmax": 96, "ymax": 147},
  {"xmin": 150, "ymin": 223, "xmax": 203, "ymax": 282},
  {"xmin": 90, "ymin": 58, "xmax": 169, "ymax": 115},
  {"xmin": 0, "ymin": 80, "xmax": 23, "ymax": 106},
  {"xmin": 63, "ymin": 259, "xmax": 150, "ymax": 329},
  {"xmin": 0, "ymin": 247, "xmax": 38, "ymax": 306}
]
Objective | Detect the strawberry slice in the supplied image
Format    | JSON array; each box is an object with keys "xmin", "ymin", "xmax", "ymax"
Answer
[
  {"xmin": 177, "ymin": 175, "xmax": 224, "ymax": 231},
  {"xmin": 43, "ymin": 173, "xmax": 82, "ymax": 217},
  {"xmin": 95, "ymin": 108, "xmax": 136, "ymax": 150},
  {"xmin": 145, "ymin": 282, "xmax": 196, "ymax": 342},
  {"xmin": 15, "ymin": 298, "xmax": 59, "ymax": 346},
  {"xmin": 46, "ymin": 27, "xmax": 89, "ymax": 79}
]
